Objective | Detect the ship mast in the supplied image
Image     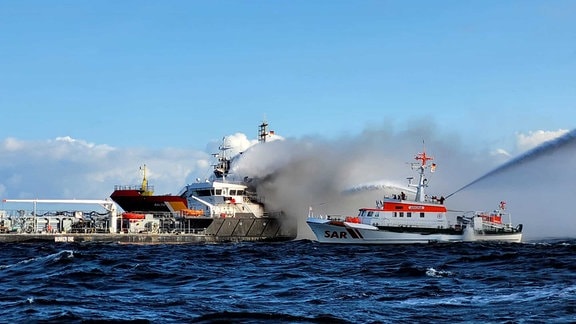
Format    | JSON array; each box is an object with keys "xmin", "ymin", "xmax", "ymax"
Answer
[
  {"xmin": 258, "ymin": 120, "xmax": 269, "ymax": 143},
  {"xmin": 140, "ymin": 164, "xmax": 153, "ymax": 196},
  {"xmin": 409, "ymin": 151, "xmax": 435, "ymax": 202}
]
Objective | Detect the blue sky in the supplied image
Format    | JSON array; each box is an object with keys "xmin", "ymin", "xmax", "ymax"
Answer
[
  {"xmin": 2, "ymin": 1, "xmax": 574, "ymax": 147},
  {"xmin": 1, "ymin": 1, "xmax": 575, "ymax": 238}
]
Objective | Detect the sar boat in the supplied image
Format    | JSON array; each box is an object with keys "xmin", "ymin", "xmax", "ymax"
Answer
[{"xmin": 306, "ymin": 150, "xmax": 523, "ymax": 244}]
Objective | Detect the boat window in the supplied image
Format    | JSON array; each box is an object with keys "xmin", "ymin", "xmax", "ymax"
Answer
[
  {"xmin": 420, "ymin": 212, "xmax": 425, "ymax": 218},
  {"xmin": 196, "ymin": 189, "xmax": 213, "ymax": 197},
  {"xmin": 399, "ymin": 212, "xmax": 404, "ymax": 217},
  {"xmin": 215, "ymin": 189, "xmax": 222, "ymax": 195},
  {"xmin": 407, "ymin": 212, "xmax": 412, "ymax": 218},
  {"xmin": 374, "ymin": 212, "xmax": 379, "ymax": 218},
  {"xmin": 237, "ymin": 190, "xmax": 244, "ymax": 196},
  {"xmin": 393, "ymin": 212, "xmax": 397, "ymax": 217},
  {"xmin": 367, "ymin": 211, "xmax": 374, "ymax": 217},
  {"xmin": 230, "ymin": 190, "xmax": 237, "ymax": 195}
]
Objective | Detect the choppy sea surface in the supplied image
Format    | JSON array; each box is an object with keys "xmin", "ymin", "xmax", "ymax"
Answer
[{"xmin": 0, "ymin": 239, "xmax": 574, "ymax": 323}]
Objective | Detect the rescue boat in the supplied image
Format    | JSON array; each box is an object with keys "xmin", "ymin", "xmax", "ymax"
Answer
[
  {"xmin": 306, "ymin": 150, "xmax": 523, "ymax": 244},
  {"xmin": 459, "ymin": 201, "xmax": 523, "ymax": 242}
]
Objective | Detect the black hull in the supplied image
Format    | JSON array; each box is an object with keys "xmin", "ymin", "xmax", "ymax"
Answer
[{"xmin": 110, "ymin": 190, "xmax": 188, "ymax": 212}]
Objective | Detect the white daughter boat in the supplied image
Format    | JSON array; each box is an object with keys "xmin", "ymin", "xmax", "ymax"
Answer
[{"xmin": 306, "ymin": 151, "xmax": 523, "ymax": 244}]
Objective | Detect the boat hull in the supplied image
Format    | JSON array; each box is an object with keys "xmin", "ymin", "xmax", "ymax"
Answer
[
  {"xmin": 306, "ymin": 218, "xmax": 462, "ymax": 244},
  {"xmin": 470, "ymin": 232, "xmax": 523, "ymax": 243},
  {"xmin": 307, "ymin": 218, "xmax": 522, "ymax": 244}
]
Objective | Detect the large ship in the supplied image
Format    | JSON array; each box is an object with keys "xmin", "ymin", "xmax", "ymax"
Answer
[
  {"xmin": 0, "ymin": 122, "xmax": 297, "ymax": 243},
  {"xmin": 306, "ymin": 150, "xmax": 523, "ymax": 244}
]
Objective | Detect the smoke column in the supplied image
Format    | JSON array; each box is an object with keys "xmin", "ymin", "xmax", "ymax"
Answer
[{"xmin": 231, "ymin": 123, "xmax": 467, "ymax": 239}]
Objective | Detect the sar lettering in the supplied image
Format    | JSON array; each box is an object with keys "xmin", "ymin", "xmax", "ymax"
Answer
[{"xmin": 324, "ymin": 231, "xmax": 348, "ymax": 239}]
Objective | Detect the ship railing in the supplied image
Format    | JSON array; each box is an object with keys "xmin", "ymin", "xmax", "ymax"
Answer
[{"xmin": 113, "ymin": 184, "xmax": 155, "ymax": 192}]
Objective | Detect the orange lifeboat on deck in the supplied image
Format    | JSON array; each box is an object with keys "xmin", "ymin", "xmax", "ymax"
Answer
[
  {"xmin": 345, "ymin": 216, "xmax": 361, "ymax": 223},
  {"xmin": 122, "ymin": 212, "xmax": 146, "ymax": 220}
]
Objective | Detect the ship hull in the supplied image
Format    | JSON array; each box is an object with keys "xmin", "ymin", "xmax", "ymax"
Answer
[
  {"xmin": 110, "ymin": 189, "xmax": 188, "ymax": 212},
  {"xmin": 0, "ymin": 217, "xmax": 297, "ymax": 243}
]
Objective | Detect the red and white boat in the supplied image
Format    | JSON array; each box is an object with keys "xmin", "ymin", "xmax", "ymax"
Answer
[
  {"xmin": 306, "ymin": 151, "xmax": 523, "ymax": 244},
  {"xmin": 460, "ymin": 201, "xmax": 523, "ymax": 242}
]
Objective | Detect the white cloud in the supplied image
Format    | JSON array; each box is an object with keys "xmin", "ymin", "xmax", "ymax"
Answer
[
  {"xmin": 516, "ymin": 129, "xmax": 569, "ymax": 152},
  {"xmin": 490, "ymin": 148, "xmax": 512, "ymax": 159},
  {"xmin": 2, "ymin": 138, "xmax": 24, "ymax": 151},
  {"xmin": 0, "ymin": 136, "xmax": 210, "ymax": 200}
]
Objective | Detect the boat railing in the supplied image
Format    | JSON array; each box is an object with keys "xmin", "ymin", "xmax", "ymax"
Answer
[
  {"xmin": 464, "ymin": 210, "xmax": 514, "ymax": 227},
  {"xmin": 113, "ymin": 184, "xmax": 154, "ymax": 192}
]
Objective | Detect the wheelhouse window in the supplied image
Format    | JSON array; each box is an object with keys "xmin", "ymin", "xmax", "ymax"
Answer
[
  {"xmin": 215, "ymin": 189, "xmax": 222, "ymax": 195},
  {"xmin": 195, "ymin": 189, "xmax": 213, "ymax": 197},
  {"xmin": 407, "ymin": 212, "xmax": 412, "ymax": 218},
  {"xmin": 399, "ymin": 212, "xmax": 404, "ymax": 217},
  {"xmin": 420, "ymin": 212, "xmax": 425, "ymax": 218},
  {"xmin": 368, "ymin": 211, "xmax": 374, "ymax": 217}
]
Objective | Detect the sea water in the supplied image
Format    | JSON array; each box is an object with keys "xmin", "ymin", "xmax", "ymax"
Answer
[{"xmin": 0, "ymin": 239, "xmax": 574, "ymax": 323}]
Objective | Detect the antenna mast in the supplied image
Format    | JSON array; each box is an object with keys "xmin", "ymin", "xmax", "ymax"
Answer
[{"xmin": 258, "ymin": 120, "xmax": 269, "ymax": 143}]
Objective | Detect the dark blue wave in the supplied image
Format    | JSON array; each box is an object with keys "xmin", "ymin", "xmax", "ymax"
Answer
[{"xmin": 0, "ymin": 239, "xmax": 575, "ymax": 323}]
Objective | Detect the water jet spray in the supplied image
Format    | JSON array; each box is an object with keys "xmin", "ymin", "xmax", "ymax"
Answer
[{"xmin": 446, "ymin": 128, "xmax": 576, "ymax": 199}]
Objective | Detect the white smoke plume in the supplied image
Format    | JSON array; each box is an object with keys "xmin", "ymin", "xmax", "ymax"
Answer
[{"xmin": 231, "ymin": 124, "xmax": 576, "ymax": 241}]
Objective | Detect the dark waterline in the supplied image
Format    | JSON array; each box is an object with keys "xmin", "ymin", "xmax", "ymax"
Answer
[{"xmin": 0, "ymin": 239, "xmax": 575, "ymax": 323}]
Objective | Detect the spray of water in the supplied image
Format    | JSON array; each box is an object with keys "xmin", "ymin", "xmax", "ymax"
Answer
[
  {"xmin": 446, "ymin": 128, "xmax": 576, "ymax": 199},
  {"xmin": 341, "ymin": 180, "xmax": 415, "ymax": 195}
]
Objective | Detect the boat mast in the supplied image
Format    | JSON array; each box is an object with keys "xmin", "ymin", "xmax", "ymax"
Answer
[{"xmin": 410, "ymin": 151, "xmax": 434, "ymax": 202}]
